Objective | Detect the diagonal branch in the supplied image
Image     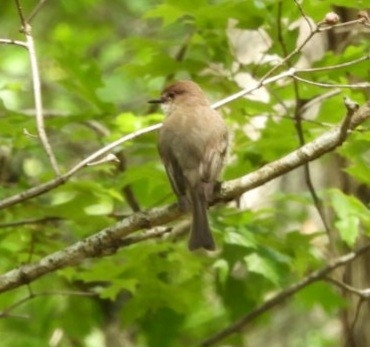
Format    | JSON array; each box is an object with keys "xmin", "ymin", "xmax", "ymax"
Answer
[
  {"xmin": 0, "ymin": 101, "xmax": 369, "ymax": 295},
  {"xmin": 0, "ymin": 38, "xmax": 28, "ymax": 48},
  {"xmin": 27, "ymin": 0, "xmax": 49, "ymax": 23}
]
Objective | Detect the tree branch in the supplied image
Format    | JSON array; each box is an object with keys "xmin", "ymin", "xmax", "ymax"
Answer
[{"xmin": 0, "ymin": 101, "xmax": 369, "ymax": 295}]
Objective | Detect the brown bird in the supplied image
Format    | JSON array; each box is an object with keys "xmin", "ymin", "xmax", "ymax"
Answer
[{"xmin": 149, "ymin": 80, "xmax": 228, "ymax": 250}]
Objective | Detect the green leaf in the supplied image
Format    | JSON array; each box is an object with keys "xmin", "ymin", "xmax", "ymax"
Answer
[
  {"xmin": 296, "ymin": 282, "xmax": 346, "ymax": 313},
  {"xmin": 346, "ymin": 161, "xmax": 370, "ymax": 186},
  {"xmin": 329, "ymin": 189, "xmax": 370, "ymax": 246},
  {"xmin": 145, "ymin": 4, "xmax": 188, "ymax": 26},
  {"xmin": 335, "ymin": 216, "xmax": 360, "ymax": 246},
  {"xmin": 23, "ymin": 157, "xmax": 44, "ymax": 177},
  {"xmin": 99, "ymin": 279, "xmax": 138, "ymax": 300},
  {"xmin": 84, "ymin": 197, "xmax": 113, "ymax": 215},
  {"xmin": 244, "ymin": 253, "xmax": 280, "ymax": 286},
  {"xmin": 224, "ymin": 230, "xmax": 257, "ymax": 249},
  {"xmin": 213, "ymin": 259, "xmax": 229, "ymax": 285},
  {"xmin": 50, "ymin": 190, "xmax": 78, "ymax": 205},
  {"xmin": 115, "ymin": 112, "xmax": 144, "ymax": 133}
]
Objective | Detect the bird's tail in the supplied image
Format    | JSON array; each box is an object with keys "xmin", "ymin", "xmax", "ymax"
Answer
[{"xmin": 188, "ymin": 187, "xmax": 215, "ymax": 251}]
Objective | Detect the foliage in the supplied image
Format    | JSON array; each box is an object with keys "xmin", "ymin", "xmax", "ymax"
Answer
[{"xmin": 0, "ymin": 1, "xmax": 369, "ymax": 347}]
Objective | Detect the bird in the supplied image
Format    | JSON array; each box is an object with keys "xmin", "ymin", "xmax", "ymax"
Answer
[{"xmin": 149, "ymin": 80, "xmax": 228, "ymax": 250}]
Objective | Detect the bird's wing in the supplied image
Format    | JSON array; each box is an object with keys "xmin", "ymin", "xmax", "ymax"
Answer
[
  {"xmin": 203, "ymin": 125, "xmax": 229, "ymax": 182},
  {"xmin": 158, "ymin": 134, "xmax": 187, "ymax": 199}
]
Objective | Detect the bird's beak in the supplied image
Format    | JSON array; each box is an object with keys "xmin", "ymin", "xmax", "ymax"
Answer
[{"xmin": 148, "ymin": 96, "xmax": 165, "ymax": 104}]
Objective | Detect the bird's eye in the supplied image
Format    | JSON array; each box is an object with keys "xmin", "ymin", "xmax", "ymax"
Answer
[{"xmin": 167, "ymin": 92, "xmax": 175, "ymax": 99}]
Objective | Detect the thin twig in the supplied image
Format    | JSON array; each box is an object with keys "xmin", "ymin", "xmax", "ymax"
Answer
[
  {"xmin": 0, "ymin": 290, "xmax": 97, "ymax": 318},
  {"xmin": 212, "ymin": 69, "xmax": 295, "ymax": 109},
  {"xmin": 259, "ymin": 17, "xmax": 364, "ymax": 83},
  {"xmin": 298, "ymin": 54, "xmax": 370, "ymax": 73},
  {"xmin": 318, "ymin": 18, "xmax": 366, "ymax": 31},
  {"xmin": 27, "ymin": 0, "xmax": 49, "ymax": 23},
  {"xmin": 266, "ymin": 111, "xmax": 333, "ymax": 128},
  {"xmin": 293, "ymin": 0, "xmax": 314, "ymax": 32},
  {"xmin": 277, "ymin": 1, "xmax": 289, "ymax": 57},
  {"xmin": 300, "ymin": 89, "xmax": 341, "ymax": 114},
  {"xmin": 325, "ymin": 277, "xmax": 370, "ymax": 298},
  {"xmin": 0, "ymin": 38, "xmax": 28, "ymax": 48},
  {"xmin": 0, "ymin": 217, "xmax": 62, "ymax": 228},
  {"xmin": 293, "ymin": 75, "xmax": 370, "ymax": 89},
  {"xmin": 258, "ymin": 20, "xmax": 320, "ymax": 82},
  {"xmin": 67, "ymin": 123, "xmax": 163, "ymax": 177},
  {"xmin": 26, "ymin": 32, "xmax": 61, "ymax": 175},
  {"xmin": 27, "ymin": 232, "xmax": 36, "ymax": 263},
  {"xmin": 14, "ymin": 0, "xmax": 26, "ymax": 27},
  {"xmin": 14, "ymin": 0, "xmax": 61, "ymax": 176},
  {"xmin": 115, "ymin": 151, "xmax": 142, "ymax": 212}
]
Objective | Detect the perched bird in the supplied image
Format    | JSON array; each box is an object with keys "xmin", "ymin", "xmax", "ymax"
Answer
[{"xmin": 149, "ymin": 80, "xmax": 228, "ymax": 250}]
